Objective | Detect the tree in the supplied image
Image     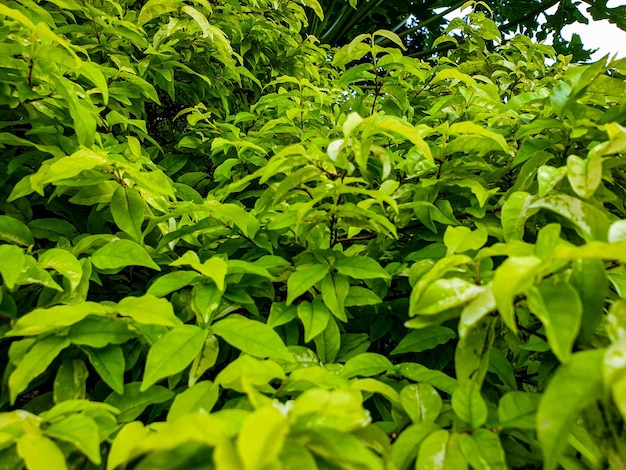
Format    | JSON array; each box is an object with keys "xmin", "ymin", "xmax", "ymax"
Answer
[
  {"xmin": 1, "ymin": 0, "xmax": 626, "ymax": 468},
  {"xmin": 306, "ymin": 0, "xmax": 626, "ymax": 60}
]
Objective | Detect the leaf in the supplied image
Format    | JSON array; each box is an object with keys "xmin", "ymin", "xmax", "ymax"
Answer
[
  {"xmin": 492, "ymin": 256, "xmax": 543, "ymax": 332},
  {"xmin": 451, "ymin": 382, "xmax": 488, "ymax": 428},
  {"xmin": 215, "ymin": 355, "xmax": 285, "ymax": 393},
  {"xmin": 170, "ymin": 253, "xmax": 228, "ymax": 291},
  {"xmin": 537, "ymin": 350, "xmax": 605, "ymax": 470},
  {"xmin": 167, "ymin": 380, "xmax": 219, "ymax": 421},
  {"xmin": 297, "ymin": 300, "xmax": 331, "ymax": 343},
  {"xmin": 8, "ymin": 302, "xmax": 106, "ymax": 337},
  {"xmin": 9, "ymin": 336, "xmax": 71, "ymax": 404},
  {"xmin": 0, "ymin": 215, "xmax": 34, "ymax": 247},
  {"xmin": 17, "ymin": 433, "xmax": 68, "ymax": 470},
  {"xmin": 391, "ymin": 326, "xmax": 456, "ymax": 355},
  {"xmin": 0, "ymin": 244, "xmax": 26, "ymax": 289},
  {"xmin": 526, "ymin": 278, "xmax": 583, "ymax": 363},
  {"xmin": 188, "ymin": 334, "xmax": 220, "ymax": 387},
  {"xmin": 443, "ymin": 226, "xmax": 488, "ymax": 254},
  {"xmin": 237, "ymin": 406, "xmax": 288, "ymax": 470},
  {"xmin": 500, "ymin": 192, "xmax": 534, "ymax": 242},
  {"xmin": 91, "ymin": 239, "xmax": 159, "ymax": 271},
  {"xmin": 392, "ymin": 422, "xmax": 440, "ymax": 470},
  {"xmin": 400, "ymin": 383, "xmax": 442, "ymax": 424},
  {"xmin": 147, "ymin": 271, "xmax": 200, "ymax": 297},
  {"xmin": 104, "ymin": 383, "xmax": 174, "ymax": 423},
  {"xmin": 397, "ymin": 363, "xmax": 458, "ymax": 394},
  {"xmin": 110, "ymin": 186, "xmax": 145, "ymax": 243},
  {"xmin": 106, "ymin": 421, "xmax": 147, "ymax": 470},
  {"xmin": 82, "ymin": 345, "xmax": 125, "ymax": 395},
  {"xmin": 286, "ymin": 263, "xmax": 329, "ymax": 305},
  {"xmin": 142, "ymin": 325, "xmax": 208, "ymax": 390},
  {"xmin": 340, "ymin": 353, "xmax": 393, "ymax": 378},
  {"xmin": 373, "ymin": 29, "xmax": 405, "ymax": 49},
  {"xmin": 38, "ymin": 248, "xmax": 83, "ymax": 291},
  {"xmin": 212, "ymin": 315, "xmax": 294, "ymax": 362},
  {"xmin": 313, "ymin": 315, "xmax": 341, "ymax": 364},
  {"xmin": 416, "ymin": 430, "xmax": 467, "ymax": 470},
  {"xmin": 498, "ymin": 391, "xmax": 540, "ymax": 429},
  {"xmin": 411, "ymin": 278, "xmax": 484, "ymax": 316},
  {"xmin": 69, "ymin": 317, "xmax": 134, "ymax": 347},
  {"xmin": 334, "ymin": 256, "xmax": 390, "ymax": 280},
  {"xmin": 321, "ymin": 273, "xmax": 349, "ymax": 322},
  {"xmin": 116, "ymin": 294, "xmax": 182, "ymax": 327},
  {"xmin": 458, "ymin": 429, "xmax": 507, "ymax": 470},
  {"xmin": 44, "ymin": 414, "xmax": 101, "ymax": 465}
]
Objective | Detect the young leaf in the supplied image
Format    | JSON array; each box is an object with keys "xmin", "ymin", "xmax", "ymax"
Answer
[
  {"xmin": 334, "ymin": 256, "xmax": 391, "ymax": 280},
  {"xmin": 141, "ymin": 325, "xmax": 208, "ymax": 390},
  {"xmin": 0, "ymin": 214, "xmax": 34, "ymax": 247},
  {"xmin": 167, "ymin": 380, "xmax": 219, "ymax": 421},
  {"xmin": 416, "ymin": 430, "xmax": 467, "ymax": 470},
  {"xmin": 212, "ymin": 315, "xmax": 294, "ymax": 362},
  {"xmin": 286, "ymin": 264, "xmax": 329, "ymax": 305},
  {"xmin": 297, "ymin": 300, "xmax": 331, "ymax": 343},
  {"xmin": 116, "ymin": 294, "xmax": 182, "ymax": 327},
  {"xmin": 340, "ymin": 352, "xmax": 393, "ymax": 378},
  {"xmin": 391, "ymin": 326, "xmax": 456, "ymax": 355},
  {"xmin": 401, "ymin": 383, "xmax": 443, "ymax": 424},
  {"xmin": 110, "ymin": 186, "xmax": 146, "ymax": 243},
  {"xmin": 452, "ymin": 382, "xmax": 488, "ymax": 429},
  {"xmin": 44, "ymin": 414, "xmax": 102, "ymax": 465},
  {"xmin": 91, "ymin": 239, "xmax": 159, "ymax": 271},
  {"xmin": 17, "ymin": 433, "xmax": 68, "ymax": 470},
  {"xmin": 9, "ymin": 336, "xmax": 71, "ymax": 404},
  {"xmin": 82, "ymin": 345, "xmax": 125, "ymax": 395},
  {"xmin": 237, "ymin": 406, "xmax": 289, "ymax": 470}
]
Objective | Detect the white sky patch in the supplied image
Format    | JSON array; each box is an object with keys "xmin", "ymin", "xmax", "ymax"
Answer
[{"xmin": 439, "ymin": 1, "xmax": 626, "ymax": 61}]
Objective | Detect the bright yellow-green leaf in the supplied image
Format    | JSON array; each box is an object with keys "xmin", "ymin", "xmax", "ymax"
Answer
[{"xmin": 17, "ymin": 433, "xmax": 68, "ymax": 470}]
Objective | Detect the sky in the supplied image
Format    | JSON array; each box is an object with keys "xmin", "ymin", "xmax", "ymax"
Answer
[{"xmin": 553, "ymin": 1, "xmax": 626, "ymax": 60}]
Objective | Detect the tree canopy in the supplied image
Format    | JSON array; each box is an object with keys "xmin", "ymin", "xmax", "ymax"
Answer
[
  {"xmin": 307, "ymin": 0, "xmax": 626, "ymax": 60},
  {"xmin": 0, "ymin": 0, "xmax": 626, "ymax": 469}
]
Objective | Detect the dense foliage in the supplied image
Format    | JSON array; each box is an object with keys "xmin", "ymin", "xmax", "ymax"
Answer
[{"xmin": 1, "ymin": 0, "xmax": 626, "ymax": 469}]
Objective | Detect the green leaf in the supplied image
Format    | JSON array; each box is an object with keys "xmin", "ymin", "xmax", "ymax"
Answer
[
  {"xmin": 0, "ymin": 244, "xmax": 26, "ymax": 289},
  {"xmin": 44, "ymin": 414, "xmax": 101, "ymax": 465},
  {"xmin": 0, "ymin": 215, "xmax": 34, "ymax": 247},
  {"xmin": 237, "ymin": 406, "xmax": 288, "ymax": 470},
  {"xmin": 492, "ymin": 256, "xmax": 543, "ymax": 332},
  {"xmin": 116, "ymin": 294, "xmax": 182, "ymax": 327},
  {"xmin": 142, "ymin": 325, "xmax": 208, "ymax": 390},
  {"xmin": 400, "ymin": 383, "xmax": 442, "ymax": 424},
  {"xmin": 344, "ymin": 286, "xmax": 383, "ymax": 306},
  {"xmin": 38, "ymin": 248, "xmax": 82, "ymax": 291},
  {"xmin": 297, "ymin": 299, "xmax": 331, "ymax": 343},
  {"xmin": 9, "ymin": 336, "xmax": 71, "ymax": 404},
  {"xmin": 321, "ymin": 272, "xmax": 349, "ymax": 322},
  {"xmin": 340, "ymin": 353, "xmax": 393, "ymax": 378},
  {"xmin": 397, "ymin": 363, "xmax": 458, "ymax": 394},
  {"xmin": 334, "ymin": 256, "xmax": 391, "ymax": 280},
  {"xmin": 212, "ymin": 315, "xmax": 294, "ymax": 362},
  {"xmin": 170, "ymin": 252, "xmax": 227, "ymax": 291},
  {"xmin": 286, "ymin": 263, "xmax": 329, "ymax": 305},
  {"xmin": 567, "ymin": 153, "xmax": 603, "ymax": 199},
  {"xmin": 91, "ymin": 239, "xmax": 159, "ymax": 271},
  {"xmin": 458, "ymin": 429, "xmax": 507, "ymax": 470},
  {"xmin": 215, "ymin": 355, "xmax": 285, "ymax": 393},
  {"xmin": 8, "ymin": 303, "xmax": 107, "ymax": 337},
  {"xmin": 452, "ymin": 382, "xmax": 488, "ymax": 428},
  {"xmin": 147, "ymin": 271, "xmax": 200, "ymax": 297},
  {"xmin": 411, "ymin": 278, "xmax": 484, "ymax": 316},
  {"xmin": 189, "ymin": 334, "xmax": 220, "ymax": 387},
  {"xmin": 455, "ymin": 317, "xmax": 496, "ymax": 387},
  {"xmin": 313, "ymin": 315, "xmax": 341, "ymax": 364},
  {"xmin": 17, "ymin": 433, "xmax": 68, "ymax": 470},
  {"xmin": 167, "ymin": 380, "xmax": 219, "ymax": 421},
  {"xmin": 110, "ymin": 186, "xmax": 146, "ymax": 243},
  {"xmin": 104, "ymin": 382, "xmax": 175, "ymax": 423},
  {"xmin": 526, "ymin": 278, "xmax": 583, "ymax": 363},
  {"xmin": 443, "ymin": 226, "xmax": 488, "ymax": 254},
  {"xmin": 416, "ymin": 430, "xmax": 467, "ymax": 470},
  {"xmin": 487, "ymin": 348, "xmax": 517, "ymax": 390},
  {"xmin": 391, "ymin": 326, "xmax": 456, "ymax": 355},
  {"xmin": 69, "ymin": 317, "xmax": 134, "ymax": 347},
  {"xmin": 500, "ymin": 192, "xmax": 534, "ymax": 242},
  {"xmin": 537, "ymin": 350, "xmax": 605, "ymax": 470},
  {"xmin": 498, "ymin": 391, "xmax": 540, "ymax": 429},
  {"xmin": 82, "ymin": 345, "xmax": 125, "ymax": 395},
  {"xmin": 392, "ymin": 422, "xmax": 440, "ymax": 470}
]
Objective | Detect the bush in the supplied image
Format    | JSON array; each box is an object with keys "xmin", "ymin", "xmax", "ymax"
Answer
[{"xmin": 0, "ymin": 1, "xmax": 625, "ymax": 468}]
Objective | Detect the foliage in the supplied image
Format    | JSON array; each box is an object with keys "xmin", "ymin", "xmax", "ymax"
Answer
[
  {"xmin": 307, "ymin": 0, "xmax": 626, "ymax": 61},
  {"xmin": 1, "ymin": 0, "xmax": 626, "ymax": 469}
]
